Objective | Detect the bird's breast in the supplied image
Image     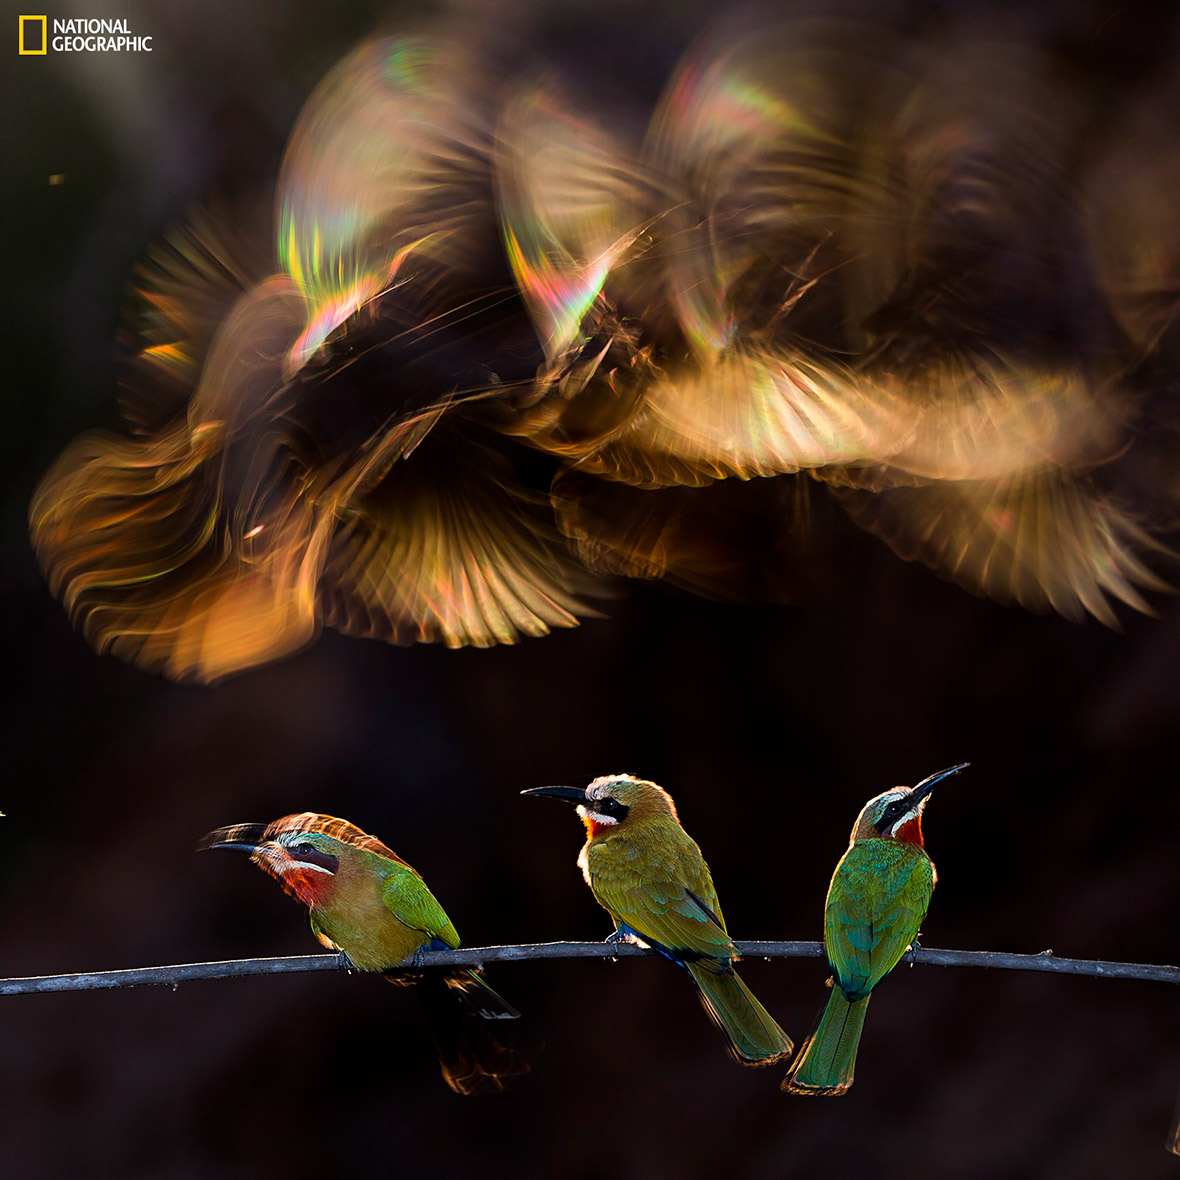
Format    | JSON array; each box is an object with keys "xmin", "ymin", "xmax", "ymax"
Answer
[
  {"xmin": 580, "ymin": 829, "xmax": 687, "ymax": 900},
  {"xmin": 311, "ymin": 873, "xmax": 430, "ymax": 972}
]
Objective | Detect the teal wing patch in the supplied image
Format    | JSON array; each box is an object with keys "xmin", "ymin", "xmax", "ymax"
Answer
[{"xmin": 824, "ymin": 840, "xmax": 934, "ymax": 999}]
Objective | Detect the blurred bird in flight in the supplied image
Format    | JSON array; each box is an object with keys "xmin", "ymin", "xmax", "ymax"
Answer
[
  {"xmin": 523, "ymin": 774, "xmax": 793, "ymax": 1065},
  {"xmin": 200, "ymin": 811, "xmax": 534, "ymax": 1095},
  {"xmin": 31, "ymin": 14, "xmax": 1176, "ymax": 682}
]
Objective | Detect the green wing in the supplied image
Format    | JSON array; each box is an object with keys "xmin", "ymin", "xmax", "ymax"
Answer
[
  {"xmin": 380, "ymin": 859, "xmax": 461, "ymax": 948},
  {"xmin": 309, "ymin": 913, "xmax": 340, "ymax": 952},
  {"xmin": 587, "ymin": 828, "xmax": 737, "ymax": 962},
  {"xmin": 824, "ymin": 839, "xmax": 934, "ymax": 999}
]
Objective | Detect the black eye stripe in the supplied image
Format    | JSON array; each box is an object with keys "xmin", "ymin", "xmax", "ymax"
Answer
[
  {"xmin": 874, "ymin": 798, "xmax": 910, "ymax": 833},
  {"xmin": 594, "ymin": 798, "xmax": 629, "ymax": 819},
  {"xmin": 289, "ymin": 842, "xmax": 339, "ymax": 872}
]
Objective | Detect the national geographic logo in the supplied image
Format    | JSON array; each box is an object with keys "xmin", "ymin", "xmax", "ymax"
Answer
[{"xmin": 18, "ymin": 15, "xmax": 153, "ymax": 54}]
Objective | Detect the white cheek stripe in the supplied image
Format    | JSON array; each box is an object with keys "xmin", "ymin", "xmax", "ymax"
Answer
[
  {"xmin": 264, "ymin": 851, "xmax": 335, "ymax": 875},
  {"xmin": 576, "ymin": 805, "xmax": 618, "ymax": 826},
  {"xmin": 886, "ymin": 805, "xmax": 924, "ymax": 837}
]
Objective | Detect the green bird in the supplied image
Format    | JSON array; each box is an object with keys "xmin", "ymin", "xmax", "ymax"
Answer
[
  {"xmin": 523, "ymin": 774, "xmax": 792, "ymax": 1065},
  {"xmin": 199, "ymin": 811, "xmax": 533, "ymax": 1095},
  {"xmin": 783, "ymin": 762, "xmax": 967, "ymax": 1095}
]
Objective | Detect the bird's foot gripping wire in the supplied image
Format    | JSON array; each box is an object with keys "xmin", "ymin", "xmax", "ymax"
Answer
[
  {"xmin": 411, "ymin": 938, "xmax": 452, "ymax": 970},
  {"xmin": 605, "ymin": 926, "xmax": 648, "ymax": 960},
  {"xmin": 904, "ymin": 938, "xmax": 922, "ymax": 967},
  {"xmin": 336, "ymin": 951, "xmax": 357, "ymax": 973}
]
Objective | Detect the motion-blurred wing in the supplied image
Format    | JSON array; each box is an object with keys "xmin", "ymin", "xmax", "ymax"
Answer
[
  {"xmin": 884, "ymin": 359, "xmax": 1120, "ymax": 483},
  {"xmin": 323, "ymin": 429, "xmax": 595, "ymax": 648},
  {"xmin": 278, "ymin": 34, "xmax": 494, "ymax": 373},
  {"xmin": 837, "ymin": 471, "xmax": 1170, "ymax": 625},
  {"xmin": 30, "ymin": 277, "xmax": 326, "ymax": 683},
  {"xmin": 552, "ymin": 467, "xmax": 810, "ymax": 602},
  {"xmin": 1083, "ymin": 92, "xmax": 1180, "ymax": 357},
  {"xmin": 809, "ymin": 356, "xmax": 1122, "ymax": 489},
  {"xmin": 29, "ymin": 423, "xmax": 324, "ymax": 683},
  {"xmin": 578, "ymin": 349, "xmax": 907, "ymax": 487},
  {"xmin": 496, "ymin": 80, "xmax": 653, "ymax": 364},
  {"xmin": 118, "ymin": 201, "xmax": 273, "ymax": 434},
  {"xmin": 647, "ymin": 24, "xmax": 890, "ymax": 359}
]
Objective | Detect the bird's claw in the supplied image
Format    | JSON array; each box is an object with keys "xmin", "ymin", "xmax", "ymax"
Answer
[{"xmin": 336, "ymin": 951, "xmax": 357, "ymax": 973}]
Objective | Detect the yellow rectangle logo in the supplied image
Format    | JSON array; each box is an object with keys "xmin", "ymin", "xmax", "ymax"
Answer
[{"xmin": 18, "ymin": 15, "xmax": 47, "ymax": 54}]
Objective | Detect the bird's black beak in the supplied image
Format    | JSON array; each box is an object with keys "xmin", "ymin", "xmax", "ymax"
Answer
[
  {"xmin": 908, "ymin": 762, "xmax": 970, "ymax": 807},
  {"xmin": 520, "ymin": 786, "xmax": 589, "ymax": 807},
  {"xmin": 196, "ymin": 822, "xmax": 268, "ymax": 854}
]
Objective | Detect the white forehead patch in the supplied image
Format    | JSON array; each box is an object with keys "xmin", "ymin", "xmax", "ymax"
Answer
[{"xmin": 586, "ymin": 775, "xmax": 635, "ymax": 801}]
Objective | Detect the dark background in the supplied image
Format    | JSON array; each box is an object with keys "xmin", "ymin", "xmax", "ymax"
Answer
[{"xmin": 5, "ymin": 0, "xmax": 1180, "ymax": 1176}]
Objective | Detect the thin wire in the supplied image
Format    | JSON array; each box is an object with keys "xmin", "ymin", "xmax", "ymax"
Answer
[{"xmin": 1, "ymin": 940, "xmax": 1177, "ymax": 996}]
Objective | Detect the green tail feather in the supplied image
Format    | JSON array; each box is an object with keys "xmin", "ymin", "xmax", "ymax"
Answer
[
  {"xmin": 782, "ymin": 987, "xmax": 870, "ymax": 1095},
  {"xmin": 685, "ymin": 962, "xmax": 793, "ymax": 1065}
]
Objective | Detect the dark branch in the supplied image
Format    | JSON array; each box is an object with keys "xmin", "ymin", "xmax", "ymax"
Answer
[{"xmin": 1, "ymin": 941, "xmax": 1178, "ymax": 996}]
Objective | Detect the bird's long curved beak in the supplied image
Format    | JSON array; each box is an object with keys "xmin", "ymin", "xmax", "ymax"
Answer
[
  {"xmin": 196, "ymin": 822, "xmax": 268, "ymax": 854},
  {"xmin": 908, "ymin": 762, "xmax": 970, "ymax": 807},
  {"xmin": 520, "ymin": 786, "xmax": 589, "ymax": 806}
]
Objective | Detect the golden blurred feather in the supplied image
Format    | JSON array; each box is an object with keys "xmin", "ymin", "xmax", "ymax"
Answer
[
  {"xmin": 835, "ymin": 472, "xmax": 1170, "ymax": 626},
  {"xmin": 572, "ymin": 348, "xmax": 911, "ymax": 488},
  {"xmin": 30, "ymin": 16, "xmax": 1180, "ymax": 683},
  {"xmin": 323, "ymin": 425, "xmax": 594, "ymax": 649},
  {"xmin": 116, "ymin": 199, "xmax": 275, "ymax": 434},
  {"xmin": 495, "ymin": 79, "xmax": 656, "ymax": 366},
  {"xmin": 552, "ymin": 468, "xmax": 810, "ymax": 602}
]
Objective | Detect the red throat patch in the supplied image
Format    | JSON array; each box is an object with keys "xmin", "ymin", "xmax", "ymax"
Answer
[
  {"xmin": 893, "ymin": 814, "xmax": 925, "ymax": 847},
  {"xmin": 285, "ymin": 869, "xmax": 335, "ymax": 907},
  {"xmin": 581, "ymin": 814, "xmax": 611, "ymax": 840},
  {"xmin": 260, "ymin": 859, "xmax": 336, "ymax": 908}
]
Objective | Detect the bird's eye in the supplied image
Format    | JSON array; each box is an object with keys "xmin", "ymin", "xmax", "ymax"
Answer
[{"xmin": 294, "ymin": 841, "xmax": 315, "ymax": 857}]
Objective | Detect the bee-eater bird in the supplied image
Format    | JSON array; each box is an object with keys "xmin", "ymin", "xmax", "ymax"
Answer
[
  {"xmin": 783, "ymin": 762, "xmax": 968, "ymax": 1096},
  {"xmin": 199, "ymin": 812, "xmax": 532, "ymax": 1095},
  {"xmin": 522, "ymin": 774, "xmax": 792, "ymax": 1065}
]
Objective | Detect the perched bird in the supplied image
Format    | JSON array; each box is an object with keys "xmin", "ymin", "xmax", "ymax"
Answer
[
  {"xmin": 783, "ymin": 762, "xmax": 967, "ymax": 1095},
  {"xmin": 522, "ymin": 774, "xmax": 792, "ymax": 1065},
  {"xmin": 199, "ymin": 812, "xmax": 532, "ymax": 1095}
]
